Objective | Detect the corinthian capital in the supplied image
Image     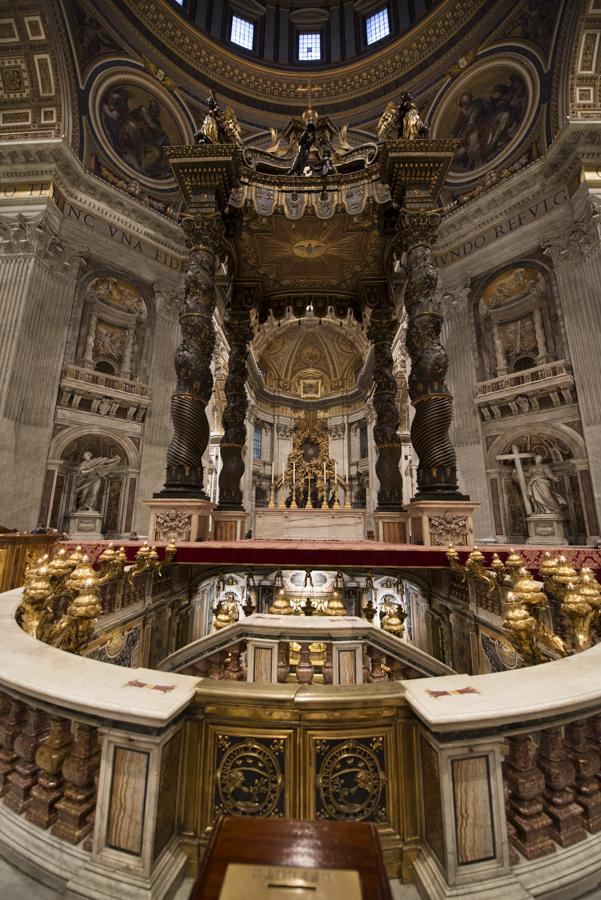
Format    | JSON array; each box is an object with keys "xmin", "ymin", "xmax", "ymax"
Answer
[
  {"xmin": 180, "ymin": 211, "xmax": 225, "ymax": 257},
  {"xmin": 398, "ymin": 210, "xmax": 442, "ymax": 251},
  {"xmin": 439, "ymin": 275, "xmax": 471, "ymax": 314}
]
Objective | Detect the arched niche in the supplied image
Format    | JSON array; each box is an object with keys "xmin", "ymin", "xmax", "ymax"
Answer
[
  {"xmin": 476, "ymin": 264, "xmax": 559, "ymax": 379},
  {"xmin": 485, "ymin": 427, "xmax": 596, "ymax": 545},
  {"xmin": 40, "ymin": 429, "xmax": 141, "ymax": 538},
  {"xmin": 76, "ymin": 276, "xmax": 148, "ymax": 381}
]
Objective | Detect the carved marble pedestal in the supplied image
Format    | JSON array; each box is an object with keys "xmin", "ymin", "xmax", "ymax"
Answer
[
  {"xmin": 526, "ymin": 513, "xmax": 567, "ymax": 545},
  {"xmin": 144, "ymin": 498, "xmax": 213, "ymax": 543},
  {"xmin": 65, "ymin": 510, "xmax": 103, "ymax": 541},
  {"xmin": 255, "ymin": 509, "xmax": 366, "ymax": 540},
  {"xmin": 212, "ymin": 510, "xmax": 247, "ymax": 541},
  {"xmin": 408, "ymin": 500, "xmax": 479, "ymax": 546}
]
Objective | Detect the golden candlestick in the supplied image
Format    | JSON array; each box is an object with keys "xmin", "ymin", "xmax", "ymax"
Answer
[
  {"xmin": 306, "ymin": 475, "xmax": 313, "ymax": 509},
  {"xmin": 344, "ymin": 481, "xmax": 352, "ymax": 509}
]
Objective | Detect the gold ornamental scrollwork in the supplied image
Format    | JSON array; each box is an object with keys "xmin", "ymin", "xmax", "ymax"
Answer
[
  {"xmin": 285, "ymin": 411, "xmax": 336, "ymax": 508},
  {"xmin": 315, "ymin": 738, "xmax": 387, "ymax": 822},
  {"xmin": 216, "ymin": 737, "xmax": 284, "ymax": 817}
]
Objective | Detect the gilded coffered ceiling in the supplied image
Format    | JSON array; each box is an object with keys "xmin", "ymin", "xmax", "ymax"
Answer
[{"xmin": 237, "ymin": 211, "xmax": 386, "ymax": 299}]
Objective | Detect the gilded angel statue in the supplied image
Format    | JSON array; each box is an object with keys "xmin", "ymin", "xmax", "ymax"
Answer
[
  {"xmin": 377, "ymin": 91, "xmax": 429, "ymax": 141},
  {"xmin": 195, "ymin": 91, "xmax": 241, "ymax": 147}
]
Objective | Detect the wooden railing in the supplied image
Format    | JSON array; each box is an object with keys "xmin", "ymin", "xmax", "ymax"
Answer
[{"xmin": 0, "ymin": 532, "xmax": 60, "ymax": 592}]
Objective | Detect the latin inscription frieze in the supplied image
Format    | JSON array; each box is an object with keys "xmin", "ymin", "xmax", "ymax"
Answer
[{"xmin": 435, "ymin": 189, "xmax": 569, "ymax": 267}]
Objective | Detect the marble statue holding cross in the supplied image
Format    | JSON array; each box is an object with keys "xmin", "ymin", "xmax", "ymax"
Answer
[{"xmin": 498, "ymin": 444, "xmax": 567, "ymax": 543}]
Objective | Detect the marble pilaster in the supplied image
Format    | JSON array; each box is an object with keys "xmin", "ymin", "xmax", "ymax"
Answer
[{"xmin": 0, "ymin": 209, "xmax": 84, "ymax": 530}]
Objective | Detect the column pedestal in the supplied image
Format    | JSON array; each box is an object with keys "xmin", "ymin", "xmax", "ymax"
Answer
[
  {"xmin": 526, "ymin": 513, "xmax": 567, "ymax": 545},
  {"xmin": 372, "ymin": 511, "xmax": 409, "ymax": 544},
  {"xmin": 67, "ymin": 723, "xmax": 187, "ymax": 900},
  {"xmin": 144, "ymin": 498, "xmax": 212, "ymax": 543},
  {"xmin": 212, "ymin": 509, "xmax": 247, "ymax": 541},
  {"xmin": 408, "ymin": 500, "xmax": 479, "ymax": 546},
  {"xmin": 414, "ymin": 730, "xmax": 521, "ymax": 900}
]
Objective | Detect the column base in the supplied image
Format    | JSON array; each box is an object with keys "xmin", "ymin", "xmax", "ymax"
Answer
[
  {"xmin": 408, "ymin": 499, "xmax": 480, "ymax": 546},
  {"xmin": 65, "ymin": 510, "xmax": 104, "ymax": 541},
  {"xmin": 66, "ymin": 843, "xmax": 188, "ymax": 900},
  {"xmin": 526, "ymin": 513, "xmax": 567, "ymax": 545},
  {"xmin": 212, "ymin": 509, "xmax": 247, "ymax": 541},
  {"xmin": 143, "ymin": 498, "xmax": 213, "ymax": 543},
  {"xmin": 414, "ymin": 849, "xmax": 530, "ymax": 900},
  {"xmin": 372, "ymin": 511, "xmax": 409, "ymax": 544}
]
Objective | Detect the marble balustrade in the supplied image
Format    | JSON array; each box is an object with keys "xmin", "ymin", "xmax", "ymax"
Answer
[{"xmin": 1, "ymin": 589, "xmax": 601, "ymax": 898}]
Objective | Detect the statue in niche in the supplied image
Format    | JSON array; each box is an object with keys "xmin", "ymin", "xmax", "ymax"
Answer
[
  {"xmin": 195, "ymin": 92, "xmax": 241, "ymax": 146},
  {"xmin": 74, "ymin": 451, "xmax": 120, "ymax": 512},
  {"xmin": 377, "ymin": 91, "xmax": 429, "ymax": 142},
  {"xmin": 525, "ymin": 455, "xmax": 567, "ymax": 515}
]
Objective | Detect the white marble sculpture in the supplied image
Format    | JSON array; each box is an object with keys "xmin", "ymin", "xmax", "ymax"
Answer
[
  {"xmin": 525, "ymin": 454, "xmax": 568, "ymax": 515},
  {"xmin": 74, "ymin": 451, "xmax": 120, "ymax": 512}
]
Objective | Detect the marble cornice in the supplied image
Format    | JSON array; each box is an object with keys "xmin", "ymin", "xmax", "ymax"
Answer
[
  {"xmin": 0, "ymin": 138, "xmax": 185, "ymax": 257},
  {"xmin": 436, "ymin": 121, "xmax": 601, "ymax": 253},
  {"xmin": 106, "ymin": 0, "xmax": 511, "ymax": 116}
]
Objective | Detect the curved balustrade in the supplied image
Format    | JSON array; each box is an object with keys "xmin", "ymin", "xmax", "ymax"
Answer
[
  {"xmin": 160, "ymin": 613, "xmax": 454, "ymax": 681},
  {"xmin": 1, "ymin": 586, "xmax": 601, "ymax": 899}
]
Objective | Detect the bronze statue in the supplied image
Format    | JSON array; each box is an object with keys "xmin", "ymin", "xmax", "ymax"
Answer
[
  {"xmin": 195, "ymin": 91, "xmax": 241, "ymax": 146},
  {"xmin": 287, "ymin": 121, "xmax": 317, "ymax": 175},
  {"xmin": 377, "ymin": 91, "xmax": 429, "ymax": 142}
]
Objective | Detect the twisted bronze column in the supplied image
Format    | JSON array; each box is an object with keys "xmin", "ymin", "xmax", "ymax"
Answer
[
  {"xmin": 366, "ymin": 282, "xmax": 404, "ymax": 510},
  {"xmin": 399, "ymin": 212, "xmax": 465, "ymax": 498},
  {"xmin": 217, "ymin": 289, "xmax": 254, "ymax": 510},
  {"xmin": 159, "ymin": 212, "xmax": 223, "ymax": 498}
]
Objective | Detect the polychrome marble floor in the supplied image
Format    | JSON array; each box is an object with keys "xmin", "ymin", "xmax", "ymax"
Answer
[
  {"xmin": 2, "ymin": 856, "xmax": 601, "ymax": 900},
  {"xmin": 0, "ymin": 857, "xmax": 425, "ymax": 899}
]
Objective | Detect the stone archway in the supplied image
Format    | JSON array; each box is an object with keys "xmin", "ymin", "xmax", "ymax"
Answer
[
  {"xmin": 486, "ymin": 427, "xmax": 592, "ymax": 544},
  {"xmin": 41, "ymin": 429, "xmax": 140, "ymax": 537}
]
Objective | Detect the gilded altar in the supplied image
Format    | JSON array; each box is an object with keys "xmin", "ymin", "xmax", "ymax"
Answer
[
  {"xmin": 257, "ymin": 412, "xmax": 363, "ymax": 538},
  {"xmin": 281, "ymin": 412, "xmax": 346, "ymax": 510}
]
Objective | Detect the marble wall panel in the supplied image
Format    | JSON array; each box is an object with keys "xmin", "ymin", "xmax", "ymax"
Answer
[
  {"xmin": 451, "ymin": 755, "xmax": 495, "ymax": 865},
  {"xmin": 153, "ymin": 730, "xmax": 182, "ymax": 860},
  {"xmin": 106, "ymin": 747, "xmax": 149, "ymax": 855},
  {"xmin": 420, "ymin": 736, "xmax": 445, "ymax": 866}
]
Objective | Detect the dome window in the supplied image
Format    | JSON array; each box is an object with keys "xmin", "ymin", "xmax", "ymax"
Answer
[
  {"xmin": 299, "ymin": 32, "xmax": 321, "ymax": 62},
  {"xmin": 231, "ymin": 14, "xmax": 254, "ymax": 51},
  {"xmin": 366, "ymin": 7, "xmax": 390, "ymax": 45}
]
